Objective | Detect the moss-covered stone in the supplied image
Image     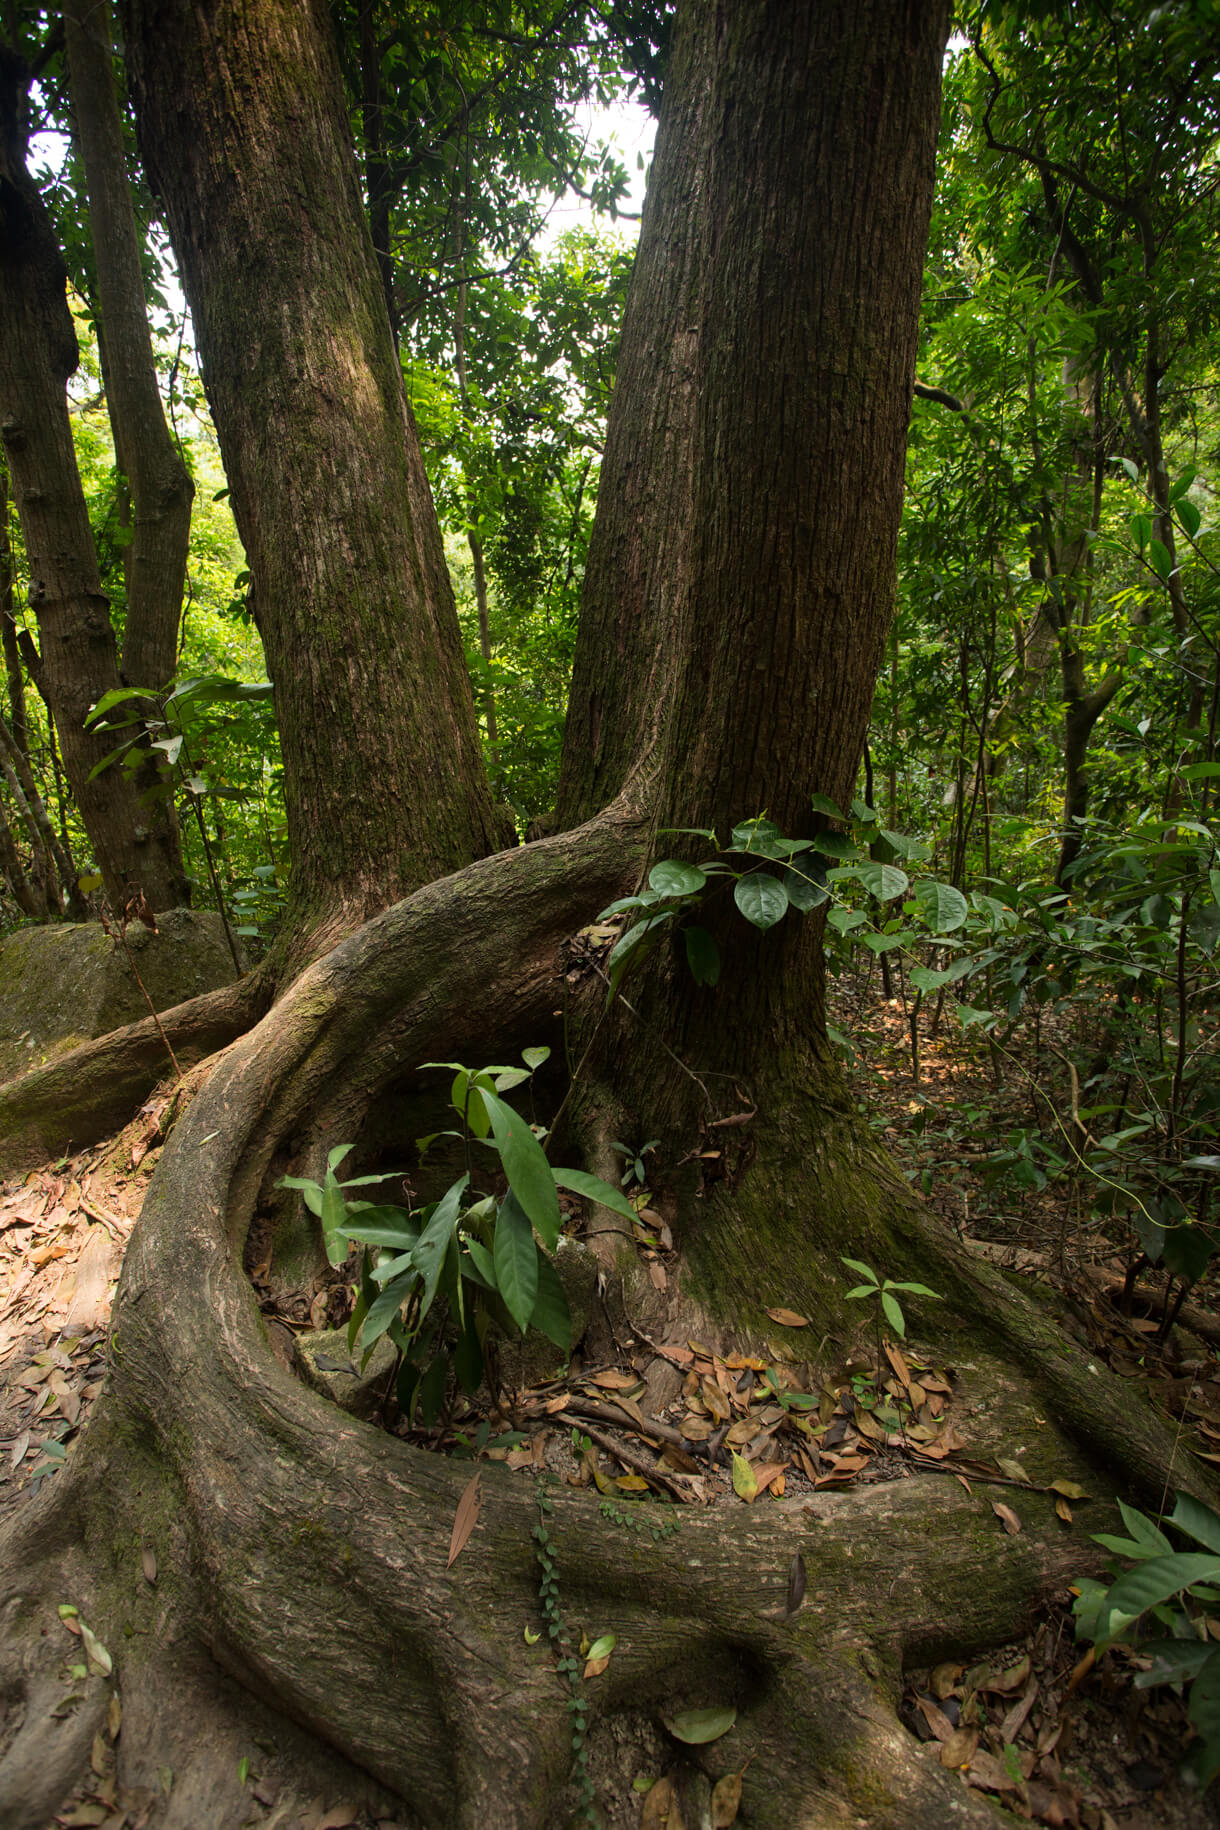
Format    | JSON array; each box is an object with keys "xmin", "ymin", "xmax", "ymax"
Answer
[{"xmin": 0, "ymin": 909, "xmax": 240, "ymax": 1083}]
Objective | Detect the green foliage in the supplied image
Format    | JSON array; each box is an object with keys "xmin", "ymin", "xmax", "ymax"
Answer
[
  {"xmin": 276, "ymin": 1049, "xmax": 636, "ymax": 1427},
  {"xmin": 1074, "ymin": 1494, "xmax": 1220, "ymax": 1789},
  {"xmin": 840, "ymin": 1258, "xmax": 942, "ymax": 1342}
]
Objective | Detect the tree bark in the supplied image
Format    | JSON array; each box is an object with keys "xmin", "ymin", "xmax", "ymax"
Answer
[
  {"xmin": 554, "ymin": 0, "xmax": 951, "ymax": 1284},
  {"xmin": 0, "ymin": 805, "xmax": 1207, "ymax": 1830},
  {"xmin": 64, "ymin": 0, "xmax": 195, "ymax": 697},
  {"xmin": 0, "ymin": 456, "xmax": 29, "ymax": 758},
  {"xmin": 0, "ymin": 49, "xmax": 189, "ymax": 911},
  {"xmin": 120, "ymin": 0, "xmax": 503, "ymax": 957}
]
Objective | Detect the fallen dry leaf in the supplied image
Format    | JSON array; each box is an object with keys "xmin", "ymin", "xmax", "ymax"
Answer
[
  {"xmin": 939, "ymin": 1725, "xmax": 980, "ymax": 1769},
  {"xmin": 446, "ymin": 1473, "xmax": 482, "ymax": 1569},
  {"xmin": 640, "ymin": 1774, "xmax": 677, "ymax": 1830},
  {"xmin": 991, "ymin": 1501, "xmax": 1022, "ymax": 1535},
  {"xmin": 764, "ymin": 1307, "xmax": 809, "ymax": 1328},
  {"xmin": 711, "ymin": 1769, "xmax": 742, "ymax": 1827},
  {"xmin": 141, "ymin": 1547, "xmax": 157, "ymax": 1585}
]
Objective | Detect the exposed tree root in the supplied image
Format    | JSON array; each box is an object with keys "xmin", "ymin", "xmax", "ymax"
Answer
[
  {"xmin": 0, "ymin": 969, "xmax": 273, "ymax": 1176},
  {"xmin": 0, "ymin": 806, "xmax": 1212, "ymax": 1828}
]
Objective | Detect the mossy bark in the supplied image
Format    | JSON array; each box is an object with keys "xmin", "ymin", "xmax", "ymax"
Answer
[
  {"xmin": 119, "ymin": 0, "xmax": 502, "ymax": 957},
  {"xmin": 0, "ymin": 808, "xmax": 1213, "ymax": 1829}
]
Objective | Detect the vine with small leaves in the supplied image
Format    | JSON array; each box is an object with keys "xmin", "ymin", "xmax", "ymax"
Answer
[{"xmin": 533, "ymin": 1481, "xmax": 597, "ymax": 1827}]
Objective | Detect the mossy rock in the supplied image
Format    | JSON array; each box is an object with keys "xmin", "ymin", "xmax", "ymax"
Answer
[
  {"xmin": 0, "ymin": 909, "xmax": 241, "ymax": 1084},
  {"xmin": 293, "ymin": 1327, "xmax": 396, "ymax": 1417}
]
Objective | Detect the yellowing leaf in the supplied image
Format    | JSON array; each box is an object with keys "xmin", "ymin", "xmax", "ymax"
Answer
[
  {"xmin": 996, "ymin": 1457, "xmax": 1030, "ymax": 1484},
  {"xmin": 78, "ymin": 1621, "xmax": 112, "ymax": 1676},
  {"xmin": 730, "ymin": 1452, "xmax": 758, "ymax": 1502},
  {"xmin": 584, "ymin": 1654, "xmax": 612, "ymax": 1679},
  {"xmin": 711, "ymin": 1769, "xmax": 743, "ymax": 1826},
  {"xmin": 640, "ymin": 1775, "xmax": 676, "ymax": 1830},
  {"xmin": 1050, "ymin": 1478, "xmax": 1088, "ymax": 1500},
  {"xmin": 764, "ymin": 1307, "xmax": 809, "ymax": 1328},
  {"xmin": 1055, "ymin": 1495, "xmax": 1073, "ymax": 1524},
  {"xmin": 524, "ymin": 1626, "xmax": 541, "ymax": 1645}
]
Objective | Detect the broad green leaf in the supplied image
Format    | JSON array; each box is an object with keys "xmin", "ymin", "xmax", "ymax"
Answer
[
  {"xmin": 321, "ymin": 1175, "xmax": 349, "ymax": 1266},
  {"xmin": 552, "ymin": 1166, "xmax": 638, "ymax": 1224},
  {"xmin": 812, "ymin": 830, "xmax": 860, "ymax": 858},
  {"xmin": 587, "ymin": 1634, "xmax": 616, "ymax": 1662},
  {"xmin": 1188, "ymin": 1650, "xmax": 1220, "ymax": 1751},
  {"xmin": 1177, "ymin": 498, "xmax": 1202, "ymax": 538},
  {"xmin": 827, "ymin": 907, "xmax": 867, "ymax": 933},
  {"xmin": 416, "ymin": 1355, "xmax": 447, "ymax": 1428},
  {"xmin": 856, "ymin": 861, "xmax": 908, "ymax": 901},
  {"xmin": 734, "ymin": 874, "xmax": 788, "ymax": 930},
  {"xmin": 494, "ymin": 1191, "xmax": 539, "ymax": 1333},
  {"xmin": 909, "ymin": 965, "xmax": 951, "ymax": 993},
  {"xmin": 1134, "ymin": 1638, "xmax": 1216, "ymax": 1688},
  {"xmin": 664, "ymin": 1707, "xmax": 737, "ymax": 1745},
  {"xmin": 809, "ymin": 792, "xmax": 845, "ymax": 818},
  {"xmin": 649, "ymin": 860, "xmax": 708, "ymax": 898},
  {"xmin": 1097, "ymin": 1554, "xmax": 1220, "ymax": 1643},
  {"xmin": 885, "ymin": 1281, "xmax": 942, "ymax": 1299},
  {"xmin": 844, "ymin": 1284, "xmax": 878, "ymax": 1300},
  {"xmin": 781, "ymin": 868, "xmax": 827, "ymax": 911},
  {"xmin": 607, "ymin": 911, "xmax": 673, "ymax": 974},
  {"xmin": 412, "ymin": 1175, "xmax": 470, "ymax": 1317},
  {"xmin": 326, "ymin": 1143, "xmax": 356, "ymax": 1172},
  {"xmin": 482, "ymin": 1092, "xmax": 561, "ymax": 1249},
  {"xmin": 683, "ymin": 924, "xmax": 721, "ymax": 986},
  {"xmin": 337, "ymin": 1206, "xmax": 422, "ymax": 1248},
  {"xmin": 730, "ymin": 818, "xmax": 783, "ymax": 854},
  {"xmin": 841, "ymin": 1257, "xmax": 878, "ymax": 1282},
  {"xmin": 360, "ymin": 1268, "xmax": 417, "ymax": 1349},
  {"xmin": 522, "ymin": 1046, "xmax": 550, "ymax": 1071},
  {"xmin": 493, "ymin": 1067, "xmax": 532, "ymax": 1092},
  {"xmin": 464, "ymin": 1237, "xmax": 496, "ymax": 1287},
  {"xmin": 912, "ymin": 879, "xmax": 969, "ymax": 933},
  {"xmin": 1149, "ymin": 538, "xmax": 1172, "ymax": 580},
  {"xmin": 881, "ymin": 1291, "xmax": 906, "ymax": 1337},
  {"xmin": 1169, "ymin": 1493, "xmax": 1220, "ymax": 1555},
  {"xmin": 529, "ymin": 1248, "xmax": 572, "ymax": 1352}
]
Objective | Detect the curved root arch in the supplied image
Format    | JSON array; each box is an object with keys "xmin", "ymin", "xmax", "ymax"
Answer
[{"xmin": 0, "ymin": 804, "xmax": 1205, "ymax": 1828}]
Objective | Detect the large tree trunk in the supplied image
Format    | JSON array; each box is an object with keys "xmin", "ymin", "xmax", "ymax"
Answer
[
  {"xmin": 555, "ymin": 0, "xmax": 952, "ymax": 1322},
  {"xmin": 0, "ymin": 49, "xmax": 189, "ymax": 911},
  {"xmin": 120, "ymin": 0, "xmax": 503, "ymax": 959}
]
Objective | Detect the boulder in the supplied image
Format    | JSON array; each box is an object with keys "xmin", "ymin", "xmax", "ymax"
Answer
[{"xmin": 0, "ymin": 909, "xmax": 240, "ymax": 1084}]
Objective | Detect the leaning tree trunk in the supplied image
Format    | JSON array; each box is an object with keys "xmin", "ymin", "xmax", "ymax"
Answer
[
  {"xmin": 121, "ymin": 0, "xmax": 503, "ymax": 961},
  {"xmin": 0, "ymin": 53, "xmax": 189, "ymax": 911}
]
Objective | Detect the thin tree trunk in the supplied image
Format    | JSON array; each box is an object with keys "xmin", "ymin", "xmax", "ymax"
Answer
[
  {"xmin": 0, "ymin": 57, "xmax": 190, "ymax": 912},
  {"xmin": 0, "ymin": 457, "xmax": 29, "ymax": 758},
  {"xmin": 64, "ymin": 0, "xmax": 194, "ymax": 695},
  {"xmin": 122, "ymin": 0, "xmax": 502, "ymax": 957}
]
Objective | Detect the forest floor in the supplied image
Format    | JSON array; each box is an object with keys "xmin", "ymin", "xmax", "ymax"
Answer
[{"xmin": 2, "ymin": 976, "xmax": 1219, "ymax": 1829}]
